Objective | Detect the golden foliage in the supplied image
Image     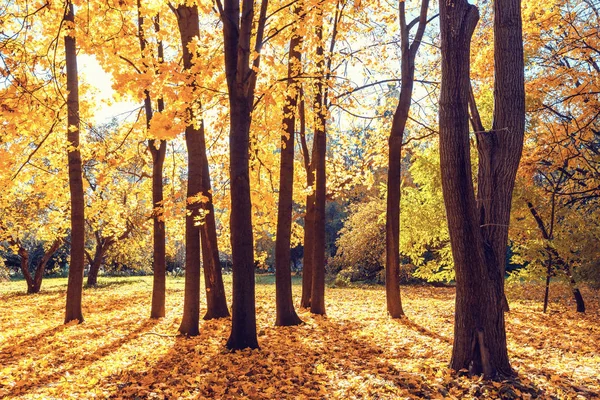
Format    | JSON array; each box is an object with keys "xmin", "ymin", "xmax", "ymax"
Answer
[{"xmin": 0, "ymin": 277, "xmax": 598, "ymax": 399}]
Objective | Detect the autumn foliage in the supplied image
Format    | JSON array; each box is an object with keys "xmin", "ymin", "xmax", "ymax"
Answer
[{"xmin": 1, "ymin": 277, "xmax": 599, "ymax": 399}]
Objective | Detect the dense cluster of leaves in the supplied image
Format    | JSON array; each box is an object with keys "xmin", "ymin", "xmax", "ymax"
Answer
[{"xmin": 1, "ymin": 277, "xmax": 598, "ymax": 399}]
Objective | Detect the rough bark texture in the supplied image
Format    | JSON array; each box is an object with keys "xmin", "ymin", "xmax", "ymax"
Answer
[
  {"xmin": 175, "ymin": 4, "xmax": 204, "ymax": 336},
  {"xmin": 221, "ymin": 0, "xmax": 269, "ymax": 349},
  {"xmin": 475, "ymin": 0, "xmax": 525, "ymax": 314},
  {"xmin": 438, "ymin": 0, "xmax": 512, "ymax": 378},
  {"xmin": 64, "ymin": 1, "xmax": 86, "ymax": 324},
  {"xmin": 299, "ymin": 94, "xmax": 314, "ymax": 309},
  {"xmin": 275, "ymin": 7, "xmax": 304, "ymax": 326},
  {"xmin": 385, "ymin": 0, "xmax": 429, "ymax": 319},
  {"xmin": 310, "ymin": 7, "xmax": 326, "ymax": 316}
]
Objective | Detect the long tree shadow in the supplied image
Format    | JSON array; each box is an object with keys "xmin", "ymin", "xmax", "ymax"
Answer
[
  {"xmin": 0, "ymin": 291, "xmax": 152, "ymax": 381},
  {"xmin": 2, "ymin": 318, "xmax": 159, "ymax": 398},
  {"xmin": 397, "ymin": 318, "xmax": 453, "ymax": 345},
  {"xmin": 100, "ymin": 316, "xmax": 453, "ymax": 399}
]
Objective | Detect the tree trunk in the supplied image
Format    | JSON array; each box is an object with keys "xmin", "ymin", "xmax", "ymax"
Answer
[
  {"xmin": 566, "ymin": 263, "xmax": 585, "ymax": 313},
  {"xmin": 64, "ymin": 0, "xmax": 86, "ymax": 324},
  {"xmin": 385, "ymin": 0, "xmax": 429, "ymax": 319},
  {"xmin": 543, "ymin": 259, "xmax": 551, "ymax": 313},
  {"xmin": 275, "ymin": 7, "xmax": 304, "ymax": 326},
  {"xmin": 175, "ymin": 4, "xmax": 204, "ymax": 336},
  {"xmin": 31, "ymin": 239, "xmax": 61, "ymax": 293},
  {"xmin": 221, "ymin": 0, "xmax": 268, "ymax": 350},
  {"xmin": 17, "ymin": 247, "xmax": 34, "ymax": 293},
  {"xmin": 199, "ymin": 119, "xmax": 230, "ymax": 320},
  {"xmin": 475, "ymin": 0, "xmax": 525, "ymax": 315},
  {"xmin": 149, "ymin": 135, "xmax": 167, "ymax": 318},
  {"xmin": 136, "ymin": 5, "xmax": 168, "ymax": 320},
  {"xmin": 438, "ymin": 0, "xmax": 512, "ymax": 378},
  {"xmin": 299, "ymin": 94, "xmax": 314, "ymax": 309},
  {"xmin": 86, "ymin": 245, "xmax": 104, "ymax": 287},
  {"xmin": 310, "ymin": 7, "xmax": 326, "ymax": 316}
]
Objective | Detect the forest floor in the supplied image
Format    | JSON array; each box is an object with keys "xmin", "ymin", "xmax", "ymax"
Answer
[{"xmin": 0, "ymin": 276, "xmax": 599, "ymax": 399}]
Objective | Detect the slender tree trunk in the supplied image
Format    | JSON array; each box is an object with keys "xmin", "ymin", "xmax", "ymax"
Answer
[
  {"xmin": 175, "ymin": 4, "xmax": 205, "ymax": 336},
  {"xmin": 299, "ymin": 94, "xmax": 314, "ymax": 309},
  {"xmin": 543, "ymin": 258, "xmax": 552, "ymax": 313},
  {"xmin": 86, "ymin": 245, "xmax": 105, "ymax": 287},
  {"xmin": 199, "ymin": 120, "xmax": 230, "ymax": 320},
  {"xmin": 475, "ymin": 0, "xmax": 525, "ymax": 315},
  {"xmin": 137, "ymin": 6, "xmax": 168, "ymax": 319},
  {"xmin": 566, "ymin": 263, "xmax": 585, "ymax": 313},
  {"xmin": 149, "ymin": 134, "xmax": 167, "ymax": 318},
  {"xmin": 385, "ymin": 0, "xmax": 429, "ymax": 318},
  {"xmin": 275, "ymin": 5, "xmax": 304, "ymax": 326},
  {"xmin": 438, "ymin": 0, "xmax": 512, "ymax": 378},
  {"xmin": 64, "ymin": 0, "xmax": 86, "ymax": 324},
  {"xmin": 310, "ymin": 6, "xmax": 326, "ymax": 315}
]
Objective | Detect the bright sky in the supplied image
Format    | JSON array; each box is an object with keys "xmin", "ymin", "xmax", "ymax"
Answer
[{"xmin": 79, "ymin": 54, "xmax": 140, "ymax": 124}]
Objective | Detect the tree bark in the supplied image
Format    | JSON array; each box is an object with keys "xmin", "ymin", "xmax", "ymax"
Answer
[
  {"xmin": 275, "ymin": 4, "xmax": 304, "ymax": 326},
  {"xmin": 438, "ymin": 0, "xmax": 512, "ymax": 378},
  {"xmin": 310, "ymin": 5, "xmax": 326, "ymax": 315},
  {"xmin": 175, "ymin": 4, "xmax": 204, "ymax": 336},
  {"xmin": 543, "ymin": 257, "xmax": 552, "ymax": 313},
  {"xmin": 385, "ymin": 0, "xmax": 429, "ymax": 319},
  {"xmin": 566, "ymin": 263, "xmax": 585, "ymax": 313},
  {"xmin": 299, "ymin": 93, "xmax": 314, "ymax": 309},
  {"xmin": 220, "ymin": 0, "xmax": 269, "ymax": 350},
  {"xmin": 136, "ymin": 5, "xmax": 168, "ymax": 320},
  {"xmin": 64, "ymin": 0, "xmax": 86, "ymax": 324},
  {"xmin": 31, "ymin": 240, "xmax": 61, "ymax": 293},
  {"xmin": 199, "ymin": 121, "xmax": 230, "ymax": 320},
  {"xmin": 86, "ymin": 244, "xmax": 105, "ymax": 287},
  {"xmin": 475, "ymin": 0, "xmax": 525, "ymax": 314}
]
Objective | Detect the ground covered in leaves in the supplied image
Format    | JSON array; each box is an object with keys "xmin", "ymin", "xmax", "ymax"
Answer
[{"xmin": 0, "ymin": 276, "xmax": 599, "ymax": 399}]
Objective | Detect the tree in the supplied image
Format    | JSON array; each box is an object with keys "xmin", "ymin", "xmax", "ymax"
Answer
[
  {"xmin": 385, "ymin": 0, "xmax": 430, "ymax": 319},
  {"xmin": 438, "ymin": 0, "xmax": 518, "ymax": 378},
  {"xmin": 299, "ymin": 91, "xmax": 315, "ymax": 309},
  {"xmin": 173, "ymin": 3, "xmax": 229, "ymax": 334},
  {"xmin": 136, "ymin": 4, "xmax": 168, "ymax": 319},
  {"xmin": 218, "ymin": 0, "xmax": 269, "ymax": 349},
  {"xmin": 64, "ymin": 0, "xmax": 86, "ymax": 324},
  {"xmin": 274, "ymin": 1, "xmax": 304, "ymax": 327}
]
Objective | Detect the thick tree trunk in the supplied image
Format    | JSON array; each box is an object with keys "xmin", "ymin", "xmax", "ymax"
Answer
[
  {"xmin": 175, "ymin": 4, "xmax": 205, "ymax": 336},
  {"xmin": 275, "ymin": 10, "xmax": 304, "ymax": 326},
  {"xmin": 475, "ymin": 0, "xmax": 525, "ymax": 315},
  {"xmin": 438, "ymin": 0, "xmax": 512, "ymax": 378},
  {"xmin": 299, "ymin": 94, "xmax": 314, "ymax": 309},
  {"xmin": 221, "ymin": 0, "xmax": 267, "ymax": 350},
  {"xmin": 64, "ymin": 1, "xmax": 86, "ymax": 324},
  {"xmin": 310, "ymin": 8, "xmax": 326, "ymax": 316},
  {"xmin": 226, "ymin": 97, "xmax": 258, "ymax": 348},
  {"xmin": 385, "ymin": 0, "xmax": 428, "ymax": 318}
]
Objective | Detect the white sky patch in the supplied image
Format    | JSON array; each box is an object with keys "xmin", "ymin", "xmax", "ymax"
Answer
[{"xmin": 79, "ymin": 54, "xmax": 140, "ymax": 125}]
